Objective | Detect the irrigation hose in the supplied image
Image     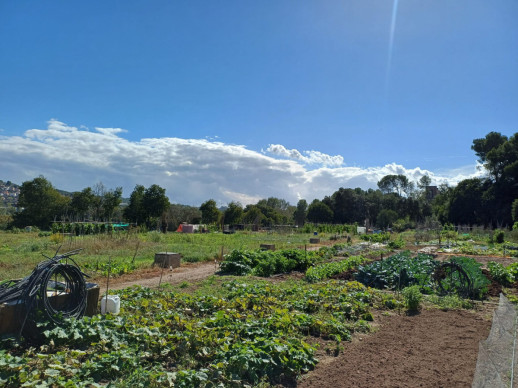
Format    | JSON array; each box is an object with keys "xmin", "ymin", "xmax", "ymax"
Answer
[
  {"xmin": 0, "ymin": 250, "xmax": 87, "ymax": 337},
  {"xmin": 38, "ymin": 263, "xmax": 87, "ymax": 324}
]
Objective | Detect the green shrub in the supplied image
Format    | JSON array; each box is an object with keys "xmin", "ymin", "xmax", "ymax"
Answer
[
  {"xmin": 388, "ymin": 237, "xmax": 405, "ymax": 250},
  {"xmin": 495, "ymin": 230, "xmax": 505, "ymax": 244},
  {"xmin": 402, "ymin": 285, "xmax": 422, "ymax": 312},
  {"xmin": 9, "ymin": 227, "xmax": 21, "ymax": 234},
  {"xmin": 488, "ymin": 261, "xmax": 513, "ymax": 286}
]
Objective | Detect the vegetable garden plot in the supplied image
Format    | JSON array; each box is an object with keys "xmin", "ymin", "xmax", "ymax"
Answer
[
  {"xmin": 355, "ymin": 251, "xmax": 491, "ymax": 299},
  {"xmin": 0, "ymin": 280, "xmax": 386, "ymax": 387},
  {"xmin": 355, "ymin": 251, "xmax": 438, "ymax": 292}
]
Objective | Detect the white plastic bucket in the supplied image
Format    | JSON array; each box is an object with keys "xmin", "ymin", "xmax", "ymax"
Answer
[{"xmin": 101, "ymin": 295, "xmax": 120, "ymax": 315}]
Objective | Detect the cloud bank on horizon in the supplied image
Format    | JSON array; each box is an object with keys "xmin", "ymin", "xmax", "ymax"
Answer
[{"xmin": 0, "ymin": 120, "xmax": 484, "ymax": 206}]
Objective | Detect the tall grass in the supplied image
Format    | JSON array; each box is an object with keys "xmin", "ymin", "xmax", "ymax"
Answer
[{"xmin": 0, "ymin": 230, "xmax": 340, "ymax": 280}]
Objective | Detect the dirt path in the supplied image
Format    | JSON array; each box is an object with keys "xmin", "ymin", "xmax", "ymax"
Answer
[
  {"xmin": 105, "ymin": 261, "xmax": 218, "ymax": 290},
  {"xmin": 298, "ymin": 308, "xmax": 492, "ymax": 388}
]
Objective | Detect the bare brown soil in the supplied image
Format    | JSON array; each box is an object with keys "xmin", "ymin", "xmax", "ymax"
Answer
[{"xmin": 298, "ymin": 308, "xmax": 492, "ymax": 388}]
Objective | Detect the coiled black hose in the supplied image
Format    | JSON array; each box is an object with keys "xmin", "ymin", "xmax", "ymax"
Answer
[{"xmin": 0, "ymin": 249, "xmax": 87, "ymax": 337}]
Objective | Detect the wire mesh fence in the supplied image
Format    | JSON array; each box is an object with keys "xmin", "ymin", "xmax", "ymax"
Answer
[{"xmin": 473, "ymin": 294, "xmax": 518, "ymax": 388}]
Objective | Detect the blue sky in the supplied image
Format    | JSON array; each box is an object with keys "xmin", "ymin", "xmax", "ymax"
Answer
[{"xmin": 1, "ymin": 1, "xmax": 517, "ymax": 206}]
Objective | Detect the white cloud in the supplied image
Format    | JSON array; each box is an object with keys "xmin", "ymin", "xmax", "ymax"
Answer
[
  {"xmin": 266, "ymin": 144, "xmax": 344, "ymax": 167},
  {"xmin": 95, "ymin": 127, "xmax": 128, "ymax": 136},
  {"xmin": 0, "ymin": 120, "xmax": 483, "ymax": 206}
]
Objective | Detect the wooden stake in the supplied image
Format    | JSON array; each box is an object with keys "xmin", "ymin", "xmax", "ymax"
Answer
[
  {"xmin": 104, "ymin": 257, "xmax": 111, "ymax": 315},
  {"xmin": 131, "ymin": 240, "xmax": 140, "ymax": 265}
]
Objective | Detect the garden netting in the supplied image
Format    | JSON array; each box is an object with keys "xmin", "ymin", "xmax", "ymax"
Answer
[{"xmin": 472, "ymin": 294, "xmax": 518, "ymax": 388}]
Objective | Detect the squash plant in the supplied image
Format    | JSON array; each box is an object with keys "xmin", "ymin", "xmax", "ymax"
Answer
[{"xmin": 0, "ymin": 279, "xmax": 382, "ymax": 387}]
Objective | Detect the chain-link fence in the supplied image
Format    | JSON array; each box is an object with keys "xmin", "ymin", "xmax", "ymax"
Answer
[{"xmin": 473, "ymin": 294, "xmax": 518, "ymax": 387}]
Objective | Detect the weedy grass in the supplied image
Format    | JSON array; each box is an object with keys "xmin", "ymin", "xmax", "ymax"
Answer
[
  {"xmin": 425, "ymin": 294, "xmax": 474, "ymax": 310},
  {"xmin": 0, "ymin": 230, "xmax": 333, "ymax": 280}
]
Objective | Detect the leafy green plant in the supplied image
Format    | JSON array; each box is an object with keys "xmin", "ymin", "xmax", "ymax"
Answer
[
  {"xmin": 305, "ymin": 256, "xmax": 367, "ymax": 282},
  {"xmin": 488, "ymin": 261, "xmax": 513, "ymax": 286},
  {"xmin": 1, "ymin": 279, "xmax": 379, "ymax": 387},
  {"xmin": 219, "ymin": 248, "xmax": 321, "ymax": 277},
  {"xmin": 388, "ymin": 237, "xmax": 405, "ymax": 249},
  {"xmin": 360, "ymin": 233, "xmax": 391, "ymax": 244},
  {"xmin": 449, "ymin": 257, "xmax": 490, "ymax": 299},
  {"xmin": 402, "ymin": 285, "xmax": 422, "ymax": 312},
  {"xmin": 355, "ymin": 251, "xmax": 438, "ymax": 292},
  {"xmin": 83, "ymin": 259, "xmax": 137, "ymax": 277},
  {"xmin": 506, "ymin": 262, "xmax": 518, "ymax": 281}
]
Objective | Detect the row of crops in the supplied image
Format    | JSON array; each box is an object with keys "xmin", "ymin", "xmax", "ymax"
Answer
[
  {"xmin": 219, "ymin": 248, "xmax": 499, "ymax": 300},
  {"xmin": 0, "ymin": 280, "xmax": 390, "ymax": 387}
]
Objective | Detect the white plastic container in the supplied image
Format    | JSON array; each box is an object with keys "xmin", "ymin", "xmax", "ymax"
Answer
[{"xmin": 101, "ymin": 295, "xmax": 120, "ymax": 315}]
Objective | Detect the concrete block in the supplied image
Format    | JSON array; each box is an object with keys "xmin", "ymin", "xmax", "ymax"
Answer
[{"xmin": 154, "ymin": 252, "xmax": 181, "ymax": 268}]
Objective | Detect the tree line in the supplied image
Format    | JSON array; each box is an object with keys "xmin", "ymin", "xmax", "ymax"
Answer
[
  {"xmin": 11, "ymin": 180, "xmax": 171, "ymax": 230},
  {"xmin": 7, "ymin": 131, "xmax": 518, "ymax": 232}
]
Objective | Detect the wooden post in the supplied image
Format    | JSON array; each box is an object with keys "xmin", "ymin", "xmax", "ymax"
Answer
[
  {"xmin": 104, "ymin": 257, "xmax": 111, "ymax": 315},
  {"xmin": 131, "ymin": 240, "xmax": 140, "ymax": 265}
]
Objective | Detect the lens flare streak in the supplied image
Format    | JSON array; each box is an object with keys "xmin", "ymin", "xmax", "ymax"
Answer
[{"xmin": 385, "ymin": 0, "xmax": 400, "ymax": 97}]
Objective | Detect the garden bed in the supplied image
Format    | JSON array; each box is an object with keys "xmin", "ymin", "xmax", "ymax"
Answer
[{"xmin": 299, "ymin": 308, "xmax": 492, "ymax": 388}]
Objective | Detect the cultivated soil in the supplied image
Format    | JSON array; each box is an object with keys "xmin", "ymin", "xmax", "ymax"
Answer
[
  {"xmin": 101, "ymin": 253, "xmax": 502, "ymax": 387},
  {"xmin": 297, "ymin": 308, "xmax": 492, "ymax": 388}
]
